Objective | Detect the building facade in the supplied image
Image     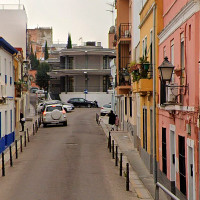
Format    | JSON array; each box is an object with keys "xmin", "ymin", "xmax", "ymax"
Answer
[
  {"xmin": 0, "ymin": 4, "xmax": 27, "ymax": 58},
  {"xmin": 48, "ymin": 42, "xmax": 116, "ymax": 107},
  {"xmin": 158, "ymin": 0, "xmax": 200, "ymax": 199},
  {"xmin": 0, "ymin": 37, "xmax": 18, "ymax": 153}
]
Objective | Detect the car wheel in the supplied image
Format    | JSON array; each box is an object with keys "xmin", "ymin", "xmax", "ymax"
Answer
[
  {"xmin": 88, "ymin": 104, "xmax": 91, "ymax": 108},
  {"xmin": 63, "ymin": 121, "xmax": 67, "ymax": 126},
  {"xmin": 43, "ymin": 123, "xmax": 47, "ymax": 127}
]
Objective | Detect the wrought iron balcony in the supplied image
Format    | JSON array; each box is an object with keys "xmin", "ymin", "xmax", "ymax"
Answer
[{"xmin": 119, "ymin": 23, "xmax": 131, "ymax": 39}]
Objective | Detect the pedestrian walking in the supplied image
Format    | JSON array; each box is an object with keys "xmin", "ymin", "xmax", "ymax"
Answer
[
  {"xmin": 108, "ymin": 110, "xmax": 116, "ymax": 131},
  {"xmin": 20, "ymin": 112, "xmax": 25, "ymax": 132},
  {"xmin": 115, "ymin": 115, "xmax": 119, "ymax": 131}
]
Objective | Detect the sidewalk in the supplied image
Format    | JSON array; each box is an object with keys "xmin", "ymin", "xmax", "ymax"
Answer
[{"xmin": 100, "ymin": 116, "xmax": 168, "ymax": 200}]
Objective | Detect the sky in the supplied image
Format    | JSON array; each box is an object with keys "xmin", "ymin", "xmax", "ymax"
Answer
[{"xmin": 1, "ymin": 0, "xmax": 115, "ymax": 47}]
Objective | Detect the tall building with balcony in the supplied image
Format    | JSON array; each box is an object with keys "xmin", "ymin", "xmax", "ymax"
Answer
[
  {"xmin": 48, "ymin": 42, "xmax": 116, "ymax": 107},
  {"xmin": 115, "ymin": 0, "xmax": 133, "ymax": 130},
  {"xmin": 132, "ymin": 0, "xmax": 163, "ymax": 175}
]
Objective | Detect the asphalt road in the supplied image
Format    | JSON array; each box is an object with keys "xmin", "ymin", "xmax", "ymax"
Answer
[{"xmin": 0, "ymin": 108, "xmax": 138, "ymax": 200}]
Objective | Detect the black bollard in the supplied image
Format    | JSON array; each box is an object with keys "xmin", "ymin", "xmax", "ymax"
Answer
[
  {"xmin": 108, "ymin": 132, "xmax": 111, "ymax": 148},
  {"xmin": 9, "ymin": 146, "xmax": 13, "ymax": 167},
  {"xmin": 20, "ymin": 135, "xmax": 23, "ymax": 152},
  {"xmin": 15, "ymin": 140, "xmax": 18, "ymax": 159},
  {"xmin": 33, "ymin": 124, "xmax": 35, "ymax": 135},
  {"xmin": 109, "ymin": 134, "xmax": 111, "ymax": 153},
  {"xmin": 126, "ymin": 163, "xmax": 129, "ymax": 191},
  {"xmin": 120, "ymin": 153, "xmax": 122, "ymax": 176},
  {"xmin": 24, "ymin": 131, "xmax": 26, "ymax": 147},
  {"xmin": 115, "ymin": 146, "xmax": 118, "ymax": 166},
  {"xmin": 2, "ymin": 152, "xmax": 5, "ymax": 176},
  {"xmin": 112, "ymin": 140, "xmax": 115, "ymax": 159},
  {"xmin": 27, "ymin": 128, "xmax": 30, "ymax": 142}
]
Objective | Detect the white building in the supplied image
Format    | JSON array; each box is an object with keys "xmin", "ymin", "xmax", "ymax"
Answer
[
  {"xmin": 0, "ymin": 4, "xmax": 27, "ymax": 58},
  {"xmin": 0, "ymin": 37, "xmax": 18, "ymax": 153}
]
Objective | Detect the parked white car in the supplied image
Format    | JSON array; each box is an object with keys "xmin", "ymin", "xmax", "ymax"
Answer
[
  {"xmin": 100, "ymin": 104, "xmax": 112, "ymax": 116},
  {"xmin": 36, "ymin": 90, "xmax": 45, "ymax": 98},
  {"xmin": 42, "ymin": 104, "xmax": 67, "ymax": 127}
]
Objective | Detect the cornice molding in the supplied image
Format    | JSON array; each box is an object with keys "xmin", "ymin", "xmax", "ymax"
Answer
[
  {"xmin": 139, "ymin": 2, "xmax": 156, "ymax": 29},
  {"xmin": 158, "ymin": 0, "xmax": 199, "ymax": 44}
]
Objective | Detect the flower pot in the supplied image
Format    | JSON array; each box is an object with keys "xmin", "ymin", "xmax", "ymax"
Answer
[
  {"xmin": 174, "ymin": 69, "xmax": 181, "ymax": 77},
  {"xmin": 143, "ymin": 63, "xmax": 149, "ymax": 70}
]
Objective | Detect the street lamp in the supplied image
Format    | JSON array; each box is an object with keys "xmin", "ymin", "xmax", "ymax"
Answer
[
  {"xmin": 158, "ymin": 57, "xmax": 174, "ymax": 82},
  {"xmin": 23, "ymin": 73, "xmax": 28, "ymax": 83}
]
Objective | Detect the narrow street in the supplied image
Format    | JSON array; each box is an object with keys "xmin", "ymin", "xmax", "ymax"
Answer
[{"xmin": 0, "ymin": 108, "xmax": 138, "ymax": 200}]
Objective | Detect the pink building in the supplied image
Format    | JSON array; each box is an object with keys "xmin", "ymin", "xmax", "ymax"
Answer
[{"xmin": 158, "ymin": 0, "xmax": 200, "ymax": 199}]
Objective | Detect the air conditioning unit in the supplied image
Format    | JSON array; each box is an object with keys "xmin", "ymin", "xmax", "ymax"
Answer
[
  {"xmin": 167, "ymin": 83, "xmax": 178, "ymax": 103},
  {"xmin": 124, "ymin": 30, "xmax": 130, "ymax": 37}
]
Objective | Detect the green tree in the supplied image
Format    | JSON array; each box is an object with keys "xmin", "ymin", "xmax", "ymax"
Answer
[
  {"xmin": 67, "ymin": 33, "xmax": 72, "ymax": 49},
  {"xmin": 44, "ymin": 41, "xmax": 49, "ymax": 60},
  {"xmin": 36, "ymin": 62, "xmax": 50, "ymax": 90}
]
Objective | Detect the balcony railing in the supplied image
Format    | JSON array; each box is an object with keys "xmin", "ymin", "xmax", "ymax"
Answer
[
  {"xmin": 119, "ymin": 69, "xmax": 131, "ymax": 86},
  {"xmin": 119, "ymin": 23, "xmax": 131, "ymax": 39}
]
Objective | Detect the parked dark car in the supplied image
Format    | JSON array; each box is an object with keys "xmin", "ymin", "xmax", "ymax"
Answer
[{"xmin": 67, "ymin": 98, "xmax": 97, "ymax": 108}]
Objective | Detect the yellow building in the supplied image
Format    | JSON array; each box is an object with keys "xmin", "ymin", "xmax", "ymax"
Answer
[{"xmin": 132, "ymin": 0, "xmax": 163, "ymax": 173}]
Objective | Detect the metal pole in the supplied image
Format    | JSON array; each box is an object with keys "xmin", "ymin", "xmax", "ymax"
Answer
[
  {"xmin": 108, "ymin": 132, "xmax": 111, "ymax": 148},
  {"xmin": 33, "ymin": 124, "xmax": 35, "ymax": 135},
  {"xmin": 126, "ymin": 163, "xmax": 129, "ymax": 191},
  {"xmin": 24, "ymin": 131, "xmax": 26, "ymax": 147},
  {"xmin": 112, "ymin": 140, "xmax": 115, "ymax": 159},
  {"xmin": 27, "ymin": 128, "xmax": 30, "ymax": 142},
  {"xmin": 20, "ymin": 135, "xmax": 23, "ymax": 152},
  {"xmin": 120, "ymin": 153, "xmax": 122, "ymax": 176},
  {"xmin": 2, "ymin": 152, "xmax": 5, "ymax": 176},
  {"xmin": 115, "ymin": 146, "xmax": 118, "ymax": 166},
  {"xmin": 9, "ymin": 146, "xmax": 13, "ymax": 167},
  {"xmin": 15, "ymin": 140, "xmax": 18, "ymax": 159},
  {"xmin": 109, "ymin": 134, "xmax": 111, "ymax": 152}
]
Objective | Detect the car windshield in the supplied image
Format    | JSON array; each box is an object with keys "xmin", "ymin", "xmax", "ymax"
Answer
[
  {"xmin": 46, "ymin": 106, "xmax": 62, "ymax": 112},
  {"xmin": 103, "ymin": 104, "xmax": 111, "ymax": 108}
]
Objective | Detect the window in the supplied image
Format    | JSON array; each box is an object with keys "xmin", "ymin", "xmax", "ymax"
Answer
[
  {"xmin": 103, "ymin": 56, "xmax": 108, "ymax": 69},
  {"xmin": 143, "ymin": 108, "xmax": 147, "ymax": 151},
  {"xmin": 145, "ymin": 37, "xmax": 147, "ymax": 57},
  {"xmin": 163, "ymin": 46, "xmax": 166, "ymax": 58},
  {"xmin": 125, "ymin": 97, "xmax": 127, "ymax": 115},
  {"xmin": 129, "ymin": 97, "xmax": 132, "ymax": 117},
  {"xmin": 10, "ymin": 110, "xmax": 12, "ymax": 132},
  {"xmin": 162, "ymin": 128, "xmax": 167, "ymax": 175},
  {"xmin": 67, "ymin": 57, "xmax": 73, "ymax": 69},
  {"xmin": 46, "ymin": 106, "xmax": 62, "ymax": 112},
  {"xmin": 103, "ymin": 76, "xmax": 109, "ymax": 92},
  {"xmin": 160, "ymin": 81, "xmax": 166, "ymax": 105},
  {"xmin": 179, "ymin": 135, "xmax": 186, "ymax": 195},
  {"xmin": 5, "ymin": 58, "xmax": 7, "ymax": 84},
  {"xmin": 180, "ymin": 33, "xmax": 185, "ymax": 70},
  {"xmin": 170, "ymin": 40, "xmax": 175, "ymax": 82},
  {"xmin": 189, "ymin": 25, "xmax": 191, "ymax": 41}
]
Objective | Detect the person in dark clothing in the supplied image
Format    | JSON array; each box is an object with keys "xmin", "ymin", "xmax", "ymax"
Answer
[
  {"xmin": 20, "ymin": 112, "xmax": 25, "ymax": 132},
  {"xmin": 108, "ymin": 110, "xmax": 116, "ymax": 131}
]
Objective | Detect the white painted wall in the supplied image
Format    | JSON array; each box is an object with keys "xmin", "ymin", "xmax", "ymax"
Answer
[
  {"xmin": 60, "ymin": 92, "xmax": 112, "ymax": 108},
  {"xmin": 133, "ymin": 0, "xmax": 142, "ymax": 49},
  {"xmin": 0, "ymin": 48, "xmax": 15, "ymax": 137},
  {"xmin": 0, "ymin": 5, "xmax": 27, "ymax": 58}
]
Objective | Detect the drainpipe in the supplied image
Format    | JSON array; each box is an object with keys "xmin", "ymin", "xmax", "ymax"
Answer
[{"xmin": 152, "ymin": 3, "xmax": 158, "ymax": 200}]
